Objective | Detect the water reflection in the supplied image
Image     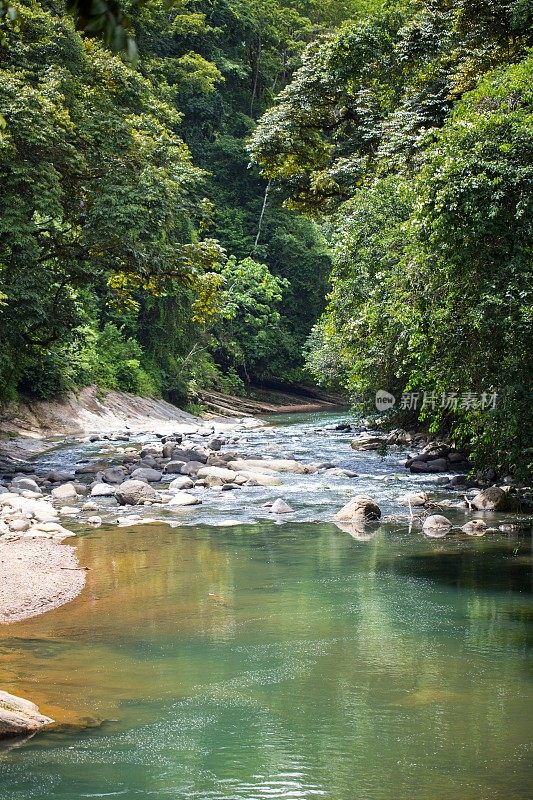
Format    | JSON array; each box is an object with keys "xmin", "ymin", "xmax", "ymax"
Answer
[{"xmin": 1, "ymin": 522, "xmax": 532, "ymax": 800}]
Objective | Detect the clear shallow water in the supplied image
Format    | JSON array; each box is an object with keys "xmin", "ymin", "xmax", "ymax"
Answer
[{"xmin": 1, "ymin": 413, "xmax": 532, "ymax": 799}]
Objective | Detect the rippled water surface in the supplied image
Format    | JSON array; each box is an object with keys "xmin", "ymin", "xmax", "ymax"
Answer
[{"xmin": 1, "ymin": 413, "xmax": 532, "ymax": 799}]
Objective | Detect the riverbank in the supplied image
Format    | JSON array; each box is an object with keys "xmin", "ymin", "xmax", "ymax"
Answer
[{"xmin": 0, "ymin": 538, "xmax": 85, "ymax": 625}]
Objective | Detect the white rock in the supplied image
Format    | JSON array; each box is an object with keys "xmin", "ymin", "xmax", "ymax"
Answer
[
  {"xmin": 51, "ymin": 483, "xmax": 78, "ymax": 500},
  {"xmin": 228, "ymin": 458, "xmax": 307, "ymax": 474},
  {"xmin": 87, "ymin": 516, "xmax": 102, "ymax": 526},
  {"xmin": 168, "ymin": 492, "xmax": 202, "ymax": 506},
  {"xmin": 269, "ymin": 499, "xmax": 294, "ymax": 514},
  {"xmin": 90, "ymin": 483, "xmax": 116, "ymax": 497},
  {"xmin": 167, "ymin": 476, "xmax": 194, "ymax": 491}
]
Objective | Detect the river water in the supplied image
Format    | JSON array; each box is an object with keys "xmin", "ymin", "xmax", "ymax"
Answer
[{"xmin": 1, "ymin": 412, "xmax": 532, "ymax": 799}]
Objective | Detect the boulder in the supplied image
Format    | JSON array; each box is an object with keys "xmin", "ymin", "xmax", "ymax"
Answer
[
  {"xmin": 0, "ymin": 496, "xmax": 58, "ymax": 523},
  {"xmin": 410, "ymin": 458, "xmax": 448, "ymax": 473},
  {"xmin": 350, "ymin": 436, "xmax": 384, "ymax": 451},
  {"xmin": 87, "ymin": 516, "xmax": 102, "ymax": 526},
  {"xmin": 90, "ymin": 483, "xmax": 116, "ymax": 498},
  {"xmin": 462, "ymin": 519, "xmax": 487, "ymax": 535},
  {"xmin": 227, "ymin": 458, "xmax": 307, "ymax": 474},
  {"xmin": 115, "ymin": 480, "xmax": 157, "ymax": 505},
  {"xmin": 269, "ymin": 499, "xmax": 294, "ymax": 514},
  {"xmin": 102, "ymin": 467, "xmax": 128, "ymax": 484},
  {"xmin": 398, "ymin": 491, "xmax": 428, "ymax": 507},
  {"xmin": 8, "ymin": 519, "xmax": 31, "ymax": 533},
  {"xmin": 333, "ymin": 495, "xmax": 381, "ymax": 521},
  {"xmin": 197, "ymin": 466, "xmax": 237, "ymax": 483},
  {"xmin": 51, "ymin": 483, "xmax": 78, "ymax": 500},
  {"xmin": 130, "ymin": 467, "xmax": 162, "ymax": 483},
  {"xmin": 75, "ymin": 462, "xmax": 107, "ymax": 475},
  {"xmin": 422, "ymin": 514, "xmax": 452, "ymax": 532},
  {"xmin": 471, "ymin": 487, "xmax": 513, "ymax": 512},
  {"xmin": 168, "ymin": 492, "xmax": 201, "ymax": 506},
  {"xmin": 172, "ymin": 448, "xmax": 208, "ymax": 464},
  {"xmin": 167, "ymin": 476, "xmax": 194, "ymax": 491},
  {"xmin": 0, "ymin": 691, "xmax": 54, "ymax": 738},
  {"xmin": 208, "ymin": 438, "xmax": 224, "ymax": 451},
  {"xmin": 163, "ymin": 461, "xmax": 186, "ymax": 474},
  {"xmin": 236, "ymin": 471, "xmax": 283, "ymax": 486},
  {"xmin": 180, "ymin": 461, "xmax": 205, "ymax": 476},
  {"xmin": 10, "ymin": 477, "xmax": 41, "ymax": 493},
  {"xmin": 45, "ymin": 470, "xmax": 76, "ymax": 483},
  {"xmin": 59, "ymin": 506, "xmax": 79, "ymax": 516}
]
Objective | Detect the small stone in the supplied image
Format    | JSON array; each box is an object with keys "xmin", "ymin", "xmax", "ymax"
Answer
[
  {"xmin": 87, "ymin": 516, "xmax": 102, "ymax": 526},
  {"xmin": 269, "ymin": 499, "xmax": 294, "ymax": 513},
  {"xmin": 168, "ymin": 492, "xmax": 202, "ymax": 507}
]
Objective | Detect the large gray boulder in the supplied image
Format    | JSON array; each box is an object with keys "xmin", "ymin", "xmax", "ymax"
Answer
[
  {"xmin": 471, "ymin": 487, "xmax": 513, "ymax": 511},
  {"xmin": 102, "ymin": 467, "xmax": 128, "ymax": 484},
  {"xmin": 130, "ymin": 467, "xmax": 162, "ymax": 483},
  {"xmin": 172, "ymin": 448, "xmax": 208, "ymax": 464},
  {"xmin": 10, "ymin": 477, "xmax": 41, "ymax": 494},
  {"xmin": 163, "ymin": 461, "xmax": 186, "ymax": 474},
  {"xmin": 333, "ymin": 495, "xmax": 381, "ymax": 521},
  {"xmin": 422, "ymin": 514, "xmax": 452, "ymax": 532},
  {"xmin": 0, "ymin": 691, "xmax": 54, "ymax": 737},
  {"xmin": 115, "ymin": 480, "xmax": 157, "ymax": 505}
]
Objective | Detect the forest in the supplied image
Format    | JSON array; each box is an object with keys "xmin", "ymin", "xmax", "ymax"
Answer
[{"xmin": 0, "ymin": 0, "xmax": 532, "ymax": 478}]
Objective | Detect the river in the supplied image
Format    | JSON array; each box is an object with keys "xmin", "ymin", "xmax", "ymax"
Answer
[{"xmin": 1, "ymin": 412, "xmax": 532, "ymax": 799}]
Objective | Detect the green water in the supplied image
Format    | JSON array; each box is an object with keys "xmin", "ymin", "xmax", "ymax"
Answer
[{"xmin": 1, "ymin": 521, "xmax": 532, "ymax": 799}]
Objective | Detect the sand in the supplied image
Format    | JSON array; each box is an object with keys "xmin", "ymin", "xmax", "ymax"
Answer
[{"xmin": 0, "ymin": 538, "xmax": 86, "ymax": 624}]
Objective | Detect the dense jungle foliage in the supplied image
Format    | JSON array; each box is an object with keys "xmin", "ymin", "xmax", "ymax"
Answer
[
  {"xmin": 252, "ymin": 0, "xmax": 533, "ymax": 479},
  {"xmin": 0, "ymin": 0, "xmax": 367, "ymax": 403},
  {"xmin": 0, "ymin": 0, "xmax": 532, "ymax": 477}
]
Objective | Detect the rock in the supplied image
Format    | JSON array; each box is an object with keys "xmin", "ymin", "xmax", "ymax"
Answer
[
  {"xmin": 8, "ymin": 519, "xmax": 31, "ymax": 533},
  {"xmin": 30, "ymin": 522, "xmax": 75, "ymax": 539},
  {"xmin": 82, "ymin": 501, "xmax": 98, "ymax": 511},
  {"xmin": 163, "ymin": 461, "xmax": 186, "ymax": 474},
  {"xmin": 227, "ymin": 458, "xmax": 307, "ymax": 474},
  {"xmin": 45, "ymin": 471, "xmax": 76, "ymax": 483},
  {"xmin": 0, "ymin": 496, "xmax": 58, "ymax": 523},
  {"xmin": 398, "ymin": 491, "xmax": 428, "ymax": 507},
  {"xmin": 236, "ymin": 471, "xmax": 283, "ymax": 486},
  {"xmin": 10, "ymin": 477, "xmax": 41, "ymax": 493},
  {"xmin": 0, "ymin": 691, "xmax": 54, "ymax": 738},
  {"xmin": 350, "ymin": 436, "xmax": 384, "ymax": 451},
  {"xmin": 180, "ymin": 461, "xmax": 205, "ymax": 476},
  {"xmin": 115, "ymin": 480, "xmax": 157, "ymax": 505},
  {"xmin": 167, "ymin": 476, "xmax": 194, "ymax": 491},
  {"xmin": 461, "ymin": 519, "xmax": 487, "ymax": 535},
  {"xmin": 269, "ymin": 499, "xmax": 294, "ymax": 514},
  {"xmin": 59, "ymin": 506, "xmax": 79, "ymax": 516},
  {"xmin": 221, "ymin": 483, "xmax": 241, "ymax": 491},
  {"xmin": 90, "ymin": 483, "xmax": 116, "ymax": 498},
  {"xmin": 197, "ymin": 466, "xmax": 236, "ymax": 483},
  {"xmin": 75, "ymin": 462, "xmax": 107, "ymax": 475},
  {"xmin": 102, "ymin": 467, "xmax": 128, "ymax": 484},
  {"xmin": 422, "ymin": 514, "xmax": 452, "ymax": 532},
  {"xmin": 51, "ymin": 483, "xmax": 78, "ymax": 500},
  {"xmin": 333, "ymin": 495, "xmax": 381, "ymax": 521},
  {"xmin": 87, "ymin": 515, "xmax": 102, "ymax": 526},
  {"xmin": 410, "ymin": 458, "xmax": 448, "ymax": 473},
  {"xmin": 168, "ymin": 492, "xmax": 201, "ymax": 506},
  {"xmin": 172, "ymin": 448, "xmax": 208, "ymax": 464},
  {"xmin": 130, "ymin": 467, "xmax": 162, "ymax": 483},
  {"xmin": 324, "ymin": 468, "xmax": 358, "ymax": 478},
  {"xmin": 208, "ymin": 438, "xmax": 224, "ymax": 451},
  {"xmin": 471, "ymin": 487, "xmax": 513, "ymax": 512}
]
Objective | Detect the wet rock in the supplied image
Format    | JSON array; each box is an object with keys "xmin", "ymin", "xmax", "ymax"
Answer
[
  {"xmin": 87, "ymin": 516, "xmax": 102, "ymax": 526},
  {"xmin": 75, "ymin": 462, "xmax": 107, "ymax": 475},
  {"xmin": 59, "ymin": 506, "xmax": 79, "ymax": 517},
  {"xmin": 221, "ymin": 483, "xmax": 241, "ymax": 491},
  {"xmin": 130, "ymin": 467, "xmax": 162, "ymax": 483},
  {"xmin": 172, "ymin": 448, "xmax": 208, "ymax": 464},
  {"xmin": 115, "ymin": 480, "xmax": 157, "ymax": 505},
  {"xmin": 350, "ymin": 435, "xmax": 384, "ymax": 451},
  {"xmin": 461, "ymin": 519, "xmax": 487, "ymax": 535},
  {"xmin": 0, "ymin": 691, "xmax": 54, "ymax": 738},
  {"xmin": 45, "ymin": 471, "xmax": 76, "ymax": 483},
  {"xmin": 410, "ymin": 458, "xmax": 448, "ymax": 473},
  {"xmin": 333, "ymin": 495, "xmax": 381, "ymax": 521},
  {"xmin": 208, "ymin": 438, "xmax": 224, "ymax": 451},
  {"xmin": 82, "ymin": 501, "xmax": 98, "ymax": 511},
  {"xmin": 269, "ymin": 498, "xmax": 294, "ymax": 513},
  {"xmin": 167, "ymin": 476, "xmax": 194, "ymax": 491},
  {"xmin": 90, "ymin": 483, "xmax": 116, "ymax": 498},
  {"xmin": 168, "ymin": 492, "xmax": 201, "ymax": 506},
  {"xmin": 398, "ymin": 491, "xmax": 428, "ymax": 507},
  {"xmin": 422, "ymin": 514, "xmax": 452, "ymax": 532},
  {"xmin": 470, "ymin": 487, "xmax": 513, "ymax": 512}
]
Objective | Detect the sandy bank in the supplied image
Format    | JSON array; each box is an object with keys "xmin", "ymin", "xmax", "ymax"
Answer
[{"xmin": 0, "ymin": 538, "xmax": 85, "ymax": 624}]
